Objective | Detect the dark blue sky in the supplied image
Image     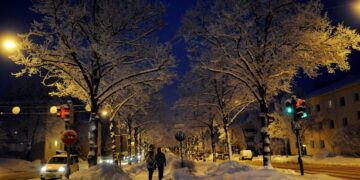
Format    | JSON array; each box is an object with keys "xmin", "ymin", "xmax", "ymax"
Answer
[{"xmin": 0, "ymin": 0, "xmax": 359, "ymax": 105}]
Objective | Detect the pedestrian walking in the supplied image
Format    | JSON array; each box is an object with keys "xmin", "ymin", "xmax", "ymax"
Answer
[
  {"xmin": 146, "ymin": 149, "xmax": 156, "ymax": 180},
  {"xmin": 155, "ymin": 147, "xmax": 167, "ymax": 180}
]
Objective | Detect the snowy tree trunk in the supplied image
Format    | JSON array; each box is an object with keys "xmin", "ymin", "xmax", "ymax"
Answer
[
  {"xmin": 139, "ymin": 132, "xmax": 143, "ymax": 160},
  {"xmin": 127, "ymin": 117, "xmax": 132, "ymax": 165},
  {"xmin": 210, "ymin": 130, "xmax": 216, "ymax": 162},
  {"xmin": 223, "ymin": 125, "xmax": 233, "ymax": 160},
  {"xmin": 134, "ymin": 128, "xmax": 139, "ymax": 163},
  {"xmin": 109, "ymin": 118, "xmax": 118, "ymax": 165},
  {"xmin": 201, "ymin": 129, "xmax": 206, "ymax": 161},
  {"xmin": 88, "ymin": 110, "xmax": 99, "ymax": 167},
  {"xmin": 260, "ymin": 102, "xmax": 271, "ymax": 168}
]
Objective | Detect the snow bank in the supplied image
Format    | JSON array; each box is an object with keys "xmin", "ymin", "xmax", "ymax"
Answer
[
  {"xmin": 253, "ymin": 155, "xmax": 360, "ymax": 167},
  {"xmin": 70, "ymin": 164, "xmax": 130, "ymax": 180},
  {"xmin": 168, "ymin": 158, "xmax": 340, "ymax": 180},
  {"xmin": 206, "ymin": 160, "xmax": 251, "ymax": 176},
  {"xmin": 0, "ymin": 158, "xmax": 39, "ymax": 173},
  {"xmin": 122, "ymin": 162, "xmax": 147, "ymax": 177}
]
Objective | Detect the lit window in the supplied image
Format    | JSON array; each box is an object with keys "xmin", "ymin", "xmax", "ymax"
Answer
[{"xmin": 328, "ymin": 100, "xmax": 332, "ymax": 108}]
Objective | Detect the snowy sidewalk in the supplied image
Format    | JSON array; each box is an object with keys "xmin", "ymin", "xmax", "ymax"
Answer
[{"xmin": 132, "ymin": 168, "xmax": 160, "ymax": 180}]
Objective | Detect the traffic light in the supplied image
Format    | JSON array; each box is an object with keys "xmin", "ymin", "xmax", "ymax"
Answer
[
  {"xmin": 57, "ymin": 104, "xmax": 70, "ymax": 121},
  {"xmin": 295, "ymin": 99, "xmax": 307, "ymax": 119},
  {"xmin": 285, "ymin": 99, "xmax": 294, "ymax": 114}
]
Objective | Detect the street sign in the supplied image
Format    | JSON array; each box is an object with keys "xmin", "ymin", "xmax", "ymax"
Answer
[
  {"xmin": 61, "ymin": 130, "xmax": 78, "ymax": 145},
  {"xmin": 175, "ymin": 131, "xmax": 186, "ymax": 142}
]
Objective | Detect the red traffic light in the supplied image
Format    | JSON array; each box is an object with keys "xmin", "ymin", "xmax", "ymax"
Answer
[
  {"xmin": 57, "ymin": 105, "xmax": 70, "ymax": 119},
  {"xmin": 296, "ymin": 99, "xmax": 305, "ymax": 108}
]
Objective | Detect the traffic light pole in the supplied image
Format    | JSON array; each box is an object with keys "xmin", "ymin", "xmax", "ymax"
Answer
[
  {"xmin": 65, "ymin": 100, "xmax": 73, "ymax": 179},
  {"xmin": 295, "ymin": 128, "xmax": 304, "ymax": 175},
  {"xmin": 180, "ymin": 141, "xmax": 184, "ymax": 168},
  {"xmin": 291, "ymin": 96, "xmax": 304, "ymax": 176}
]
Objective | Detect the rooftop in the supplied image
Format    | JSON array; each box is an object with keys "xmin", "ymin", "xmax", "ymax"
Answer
[{"xmin": 305, "ymin": 75, "xmax": 360, "ymax": 98}]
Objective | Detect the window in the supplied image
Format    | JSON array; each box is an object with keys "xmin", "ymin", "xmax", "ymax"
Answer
[
  {"xmin": 358, "ymin": 111, "xmax": 360, "ymax": 120},
  {"xmin": 316, "ymin": 104, "xmax": 321, "ymax": 112},
  {"xmin": 310, "ymin": 141, "xmax": 315, "ymax": 148},
  {"xmin": 329, "ymin": 120, "xmax": 335, "ymax": 129},
  {"xmin": 340, "ymin": 97, "xmax": 345, "ymax": 106},
  {"xmin": 320, "ymin": 140, "xmax": 325, "ymax": 148},
  {"xmin": 343, "ymin": 118, "xmax": 348, "ymax": 126},
  {"xmin": 318, "ymin": 122, "xmax": 323, "ymax": 130},
  {"xmin": 328, "ymin": 100, "xmax": 332, "ymax": 108},
  {"xmin": 355, "ymin": 93, "xmax": 359, "ymax": 101}
]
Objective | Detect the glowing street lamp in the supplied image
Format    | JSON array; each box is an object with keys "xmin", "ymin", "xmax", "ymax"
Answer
[
  {"xmin": 85, "ymin": 104, "xmax": 91, "ymax": 112},
  {"xmin": 12, "ymin": 106, "xmax": 20, "ymax": 115},
  {"xmin": 352, "ymin": 1, "xmax": 360, "ymax": 19},
  {"xmin": 101, "ymin": 110, "xmax": 108, "ymax": 117},
  {"xmin": 50, "ymin": 106, "xmax": 58, "ymax": 114},
  {"xmin": 3, "ymin": 39, "xmax": 16, "ymax": 50}
]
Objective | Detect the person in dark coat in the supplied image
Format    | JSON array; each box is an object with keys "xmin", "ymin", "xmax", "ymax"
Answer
[
  {"xmin": 146, "ymin": 150, "xmax": 156, "ymax": 180},
  {"xmin": 155, "ymin": 147, "xmax": 166, "ymax": 180}
]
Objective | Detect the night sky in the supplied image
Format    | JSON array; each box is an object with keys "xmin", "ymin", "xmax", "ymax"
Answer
[{"xmin": 0, "ymin": 0, "xmax": 359, "ymax": 106}]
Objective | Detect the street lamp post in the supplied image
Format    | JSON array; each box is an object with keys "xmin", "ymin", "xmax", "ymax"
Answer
[{"xmin": 175, "ymin": 131, "xmax": 186, "ymax": 168}]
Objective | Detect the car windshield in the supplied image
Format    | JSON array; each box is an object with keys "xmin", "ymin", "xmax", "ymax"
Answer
[{"xmin": 48, "ymin": 157, "xmax": 68, "ymax": 164}]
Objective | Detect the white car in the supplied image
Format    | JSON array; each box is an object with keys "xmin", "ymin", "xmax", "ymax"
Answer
[
  {"xmin": 239, "ymin": 150, "xmax": 253, "ymax": 160},
  {"xmin": 40, "ymin": 154, "xmax": 79, "ymax": 180}
]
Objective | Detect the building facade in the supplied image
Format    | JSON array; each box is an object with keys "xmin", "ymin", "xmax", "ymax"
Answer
[{"xmin": 303, "ymin": 77, "xmax": 360, "ymax": 156}]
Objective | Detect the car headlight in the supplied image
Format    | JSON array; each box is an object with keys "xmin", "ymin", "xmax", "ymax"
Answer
[
  {"xmin": 41, "ymin": 166, "xmax": 47, "ymax": 172},
  {"xmin": 99, "ymin": 159, "xmax": 103, "ymax": 163},
  {"xmin": 58, "ymin": 166, "xmax": 65, "ymax": 172}
]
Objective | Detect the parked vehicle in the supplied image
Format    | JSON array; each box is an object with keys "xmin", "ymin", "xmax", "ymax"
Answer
[
  {"xmin": 216, "ymin": 153, "xmax": 230, "ymax": 160},
  {"xmin": 239, "ymin": 150, "xmax": 253, "ymax": 160},
  {"xmin": 40, "ymin": 154, "xmax": 79, "ymax": 180}
]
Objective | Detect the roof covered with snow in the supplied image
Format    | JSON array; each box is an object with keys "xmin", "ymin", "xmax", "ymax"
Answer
[{"xmin": 305, "ymin": 75, "xmax": 360, "ymax": 99}]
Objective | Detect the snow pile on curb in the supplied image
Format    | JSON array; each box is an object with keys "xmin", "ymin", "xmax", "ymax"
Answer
[
  {"xmin": 122, "ymin": 162, "xmax": 147, "ymax": 177},
  {"xmin": 0, "ymin": 158, "xmax": 39, "ymax": 173},
  {"xmin": 253, "ymin": 155, "xmax": 360, "ymax": 167},
  {"xmin": 206, "ymin": 161, "xmax": 251, "ymax": 176},
  {"xmin": 168, "ymin": 159, "xmax": 340, "ymax": 180},
  {"xmin": 70, "ymin": 163, "xmax": 130, "ymax": 180}
]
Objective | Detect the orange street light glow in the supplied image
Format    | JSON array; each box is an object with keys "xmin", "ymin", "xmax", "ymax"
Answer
[
  {"xmin": 3, "ymin": 39, "xmax": 16, "ymax": 50},
  {"xmin": 351, "ymin": 0, "xmax": 360, "ymax": 19}
]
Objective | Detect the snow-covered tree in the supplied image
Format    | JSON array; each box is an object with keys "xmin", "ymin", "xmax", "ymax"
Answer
[
  {"xmin": 178, "ymin": 68, "xmax": 253, "ymax": 160},
  {"xmin": 9, "ymin": 0, "xmax": 174, "ymax": 166},
  {"xmin": 182, "ymin": 0, "xmax": 360, "ymax": 167}
]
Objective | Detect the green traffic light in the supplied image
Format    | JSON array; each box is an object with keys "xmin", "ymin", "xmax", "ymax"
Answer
[
  {"xmin": 301, "ymin": 112, "xmax": 308, "ymax": 119},
  {"xmin": 286, "ymin": 107, "xmax": 293, "ymax": 114}
]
